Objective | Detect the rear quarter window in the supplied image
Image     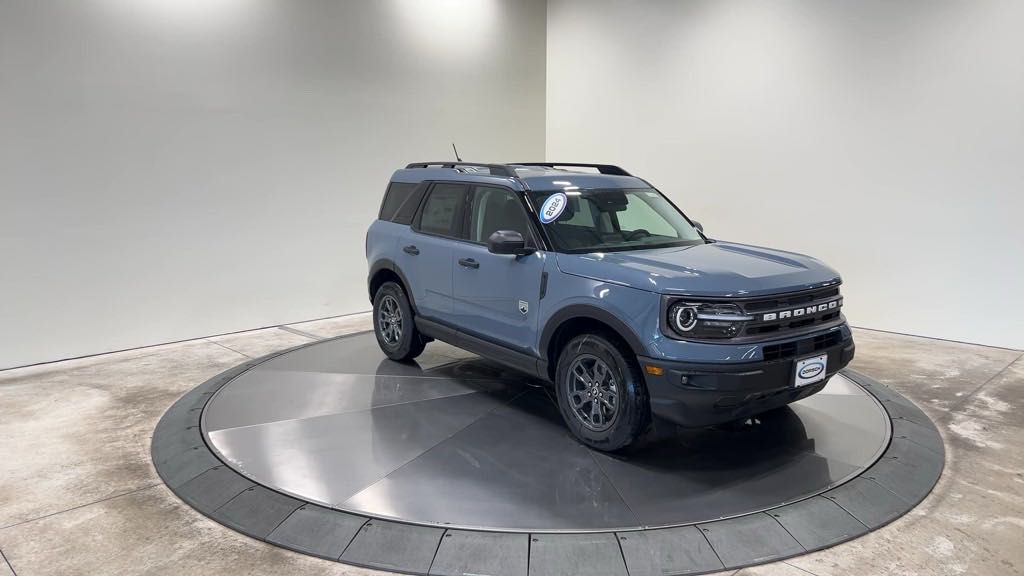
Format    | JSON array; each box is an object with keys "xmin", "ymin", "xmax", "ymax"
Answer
[{"xmin": 379, "ymin": 182, "xmax": 423, "ymax": 224}]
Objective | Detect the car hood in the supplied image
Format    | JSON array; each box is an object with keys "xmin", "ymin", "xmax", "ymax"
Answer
[{"xmin": 554, "ymin": 242, "xmax": 841, "ymax": 297}]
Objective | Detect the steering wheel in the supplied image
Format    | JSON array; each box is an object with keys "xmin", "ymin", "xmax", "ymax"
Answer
[{"xmin": 623, "ymin": 228, "xmax": 651, "ymax": 241}]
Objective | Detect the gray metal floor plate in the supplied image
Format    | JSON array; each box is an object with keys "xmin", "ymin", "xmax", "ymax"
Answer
[
  {"xmin": 212, "ymin": 486, "xmax": 303, "ymax": 539},
  {"xmin": 697, "ymin": 513, "xmax": 804, "ymax": 568},
  {"xmin": 822, "ymin": 477, "xmax": 909, "ymax": 528},
  {"xmin": 176, "ymin": 466, "xmax": 254, "ymax": 511},
  {"xmin": 429, "ymin": 530, "xmax": 529, "ymax": 576},
  {"xmin": 150, "ymin": 330, "xmax": 944, "ymax": 576},
  {"xmin": 769, "ymin": 496, "xmax": 867, "ymax": 550},
  {"xmin": 863, "ymin": 455, "xmax": 941, "ymax": 503},
  {"xmin": 158, "ymin": 448, "xmax": 223, "ymax": 489},
  {"xmin": 529, "ymin": 533, "xmax": 628, "ymax": 576},
  {"xmin": 266, "ymin": 504, "xmax": 366, "ymax": 560},
  {"xmin": 617, "ymin": 526, "xmax": 724, "ymax": 576},
  {"xmin": 340, "ymin": 520, "xmax": 444, "ymax": 575},
  {"xmin": 891, "ymin": 417, "xmax": 944, "ymax": 454}
]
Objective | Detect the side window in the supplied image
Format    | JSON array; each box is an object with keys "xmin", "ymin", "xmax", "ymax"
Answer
[
  {"xmin": 393, "ymin": 184, "xmax": 426, "ymax": 225},
  {"xmin": 417, "ymin": 183, "xmax": 467, "ymax": 237},
  {"xmin": 379, "ymin": 182, "xmax": 418, "ymax": 222},
  {"xmin": 468, "ymin": 186, "xmax": 532, "ymax": 244}
]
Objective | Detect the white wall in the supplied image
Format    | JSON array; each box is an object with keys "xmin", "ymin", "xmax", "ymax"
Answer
[
  {"xmin": 0, "ymin": 0, "xmax": 546, "ymax": 369},
  {"xmin": 548, "ymin": 0, "xmax": 1024, "ymax": 349},
  {"xmin": 4, "ymin": 1, "xmax": 1020, "ymax": 369}
]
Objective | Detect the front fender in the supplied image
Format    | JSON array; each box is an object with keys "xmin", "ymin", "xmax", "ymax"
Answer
[
  {"xmin": 540, "ymin": 303, "xmax": 650, "ymax": 360},
  {"xmin": 538, "ymin": 278, "xmax": 661, "ymax": 365}
]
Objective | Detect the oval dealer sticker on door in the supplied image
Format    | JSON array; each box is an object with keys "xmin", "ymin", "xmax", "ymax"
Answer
[{"xmin": 539, "ymin": 193, "xmax": 568, "ymax": 223}]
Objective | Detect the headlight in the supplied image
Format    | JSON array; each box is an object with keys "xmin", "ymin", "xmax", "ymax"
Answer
[
  {"xmin": 667, "ymin": 301, "xmax": 753, "ymax": 339},
  {"xmin": 670, "ymin": 305, "xmax": 698, "ymax": 332}
]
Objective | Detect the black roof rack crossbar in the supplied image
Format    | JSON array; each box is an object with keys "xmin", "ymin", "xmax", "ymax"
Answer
[
  {"xmin": 510, "ymin": 162, "xmax": 632, "ymax": 176},
  {"xmin": 405, "ymin": 162, "xmax": 517, "ymax": 178}
]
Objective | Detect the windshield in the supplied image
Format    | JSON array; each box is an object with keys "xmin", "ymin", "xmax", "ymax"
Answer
[{"xmin": 529, "ymin": 187, "xmax": 704, "ymax": 253}]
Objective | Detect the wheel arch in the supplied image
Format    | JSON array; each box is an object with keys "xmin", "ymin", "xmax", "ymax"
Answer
[
  {"xmin": 540, "ymin": 305, "xmax": 648, "ymax": 382},
  {"xmin": 368, "ymin": 259, "xmax": 417, "ymax": 313}
]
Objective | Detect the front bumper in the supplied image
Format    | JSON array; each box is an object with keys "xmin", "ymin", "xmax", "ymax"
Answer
[{"xmin": 639, "ymin": 336, "xmax": 855, "ymax": 427}]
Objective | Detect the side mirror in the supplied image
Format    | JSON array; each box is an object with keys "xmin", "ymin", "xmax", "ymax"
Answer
[
  {"xmin": 487, "ymin": 230, "xmax": 534, "ymax": 256},
  {"xmin": 692, "ymin": 220, "xmax": 704, "ymax": 233}
]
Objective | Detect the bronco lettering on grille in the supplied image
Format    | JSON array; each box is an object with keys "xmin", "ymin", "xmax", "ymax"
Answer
[{"xmin": 762, "ymin": 299, "xmax": 842, "ymax": 322}]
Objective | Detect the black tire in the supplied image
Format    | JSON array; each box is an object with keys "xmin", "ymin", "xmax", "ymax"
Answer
[
  {"xmin": 555, "ymin": 332, "xmax": 651, "ymax": 452},
  {"xmin": 372, "ymin": 281, "xmax": 426, "ymax": 361}
]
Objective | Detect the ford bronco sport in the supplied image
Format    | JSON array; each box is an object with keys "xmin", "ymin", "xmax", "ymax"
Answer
[{"xmin": 366, "ymin": 162, "xmax": 855, "ymax": 451}]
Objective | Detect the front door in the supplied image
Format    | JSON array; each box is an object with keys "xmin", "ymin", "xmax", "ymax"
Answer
[{"xmin": 451, "ymin": 185, "xmax": 547, "ymax": 354}]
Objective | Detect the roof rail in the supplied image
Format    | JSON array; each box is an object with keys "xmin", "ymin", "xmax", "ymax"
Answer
[
  {"xmin": 510, "ymin": 162, "xmax": 632, "ymax": 176},
  {"xmin": 405, "ymin": 162, "xmax": 517, "ymax": 178}
]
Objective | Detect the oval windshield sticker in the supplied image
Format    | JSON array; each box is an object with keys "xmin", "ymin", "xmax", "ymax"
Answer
[{"xmin": 539, "ymin": 193, "xmax": 568, "ymax": 223}]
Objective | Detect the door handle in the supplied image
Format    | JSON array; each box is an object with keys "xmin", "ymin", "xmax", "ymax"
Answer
[
  {"xmin": 458, "ymin": 257, "xmax": 480, "ymax": 269},
  {"xmin": 403, "ymin": 245, "xmax": 420, "ymax": 256}
]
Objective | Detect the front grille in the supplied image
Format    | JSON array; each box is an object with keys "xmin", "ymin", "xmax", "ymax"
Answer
[
  {"xmin": 763, "ymin": 330, "xmax": 843, "ymax": 362},
  {"xmin": 739, "ymin": 286, "xmax": 843, "ymax": 338},
  {"xmin": 660, "ymin": 285, "xmax": 845, "ymax": 343},
  {"xmin": 741, "ymin": 287, "xmax": 839, "ymax": 313}
]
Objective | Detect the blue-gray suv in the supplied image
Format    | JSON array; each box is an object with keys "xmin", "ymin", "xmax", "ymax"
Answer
[{"xmin": 366, "ymin": 162, "xmax": 855, "ymax": 451}]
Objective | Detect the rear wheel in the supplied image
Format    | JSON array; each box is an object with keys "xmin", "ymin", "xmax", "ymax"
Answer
[
  {"xmin": 555, "ymin": 333, "xmax": 651, "ymax": 452},
  {"xmin": 373, "ymin": 281, "xmax": 426, "ymax": 361}
]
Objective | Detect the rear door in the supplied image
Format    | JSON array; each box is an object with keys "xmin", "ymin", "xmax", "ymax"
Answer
[
  {"xmin": 451, "ymin": 185, "xmax": 547, "ymax": 353},
  {"xmin": 402, "ymin": 182, "xmax": 469, "ymax": 320}
]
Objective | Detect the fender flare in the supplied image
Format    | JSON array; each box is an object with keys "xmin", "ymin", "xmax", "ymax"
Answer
[
  {"xmin": 368, "ymin": 259, "xmax": 418, "ymax": 313},
  {"xmin": 539, "ymin": 304, "xmax": 648, "ymax": 363}
]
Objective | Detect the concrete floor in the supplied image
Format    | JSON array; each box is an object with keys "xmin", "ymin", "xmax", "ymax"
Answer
[{"xmin": 0, "ymin": 316, "xmax": 1021, "ymax": 576}]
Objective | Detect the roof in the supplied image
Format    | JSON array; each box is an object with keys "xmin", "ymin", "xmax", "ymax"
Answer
[{"xmin": 391, "ymin": 162, "xmax": 649, "ymax": 191}]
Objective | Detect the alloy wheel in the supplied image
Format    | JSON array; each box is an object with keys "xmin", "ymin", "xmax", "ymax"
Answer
[
  {"xmin": 567, "ymin": 354, "xmax": 619, "ymax": 432},
  {"xmin": 377, "ymin": 294, "xmax": 403, "ymax": 346}
]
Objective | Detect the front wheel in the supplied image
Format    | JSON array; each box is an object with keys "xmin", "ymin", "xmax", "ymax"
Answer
[
  {"xmin": 373, "ymin": 281, "xmax": 426, "ymax": 361},
  {"xmin": 555, "ymin": 333, "xmax": 651, "ymax": 452}
]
